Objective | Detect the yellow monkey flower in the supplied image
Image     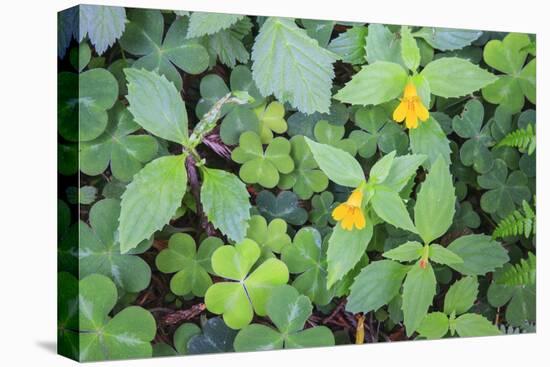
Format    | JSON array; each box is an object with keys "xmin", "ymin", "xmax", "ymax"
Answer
[
  {"xmin": 331, "ymin": 189, "xmax": 366, "ymax": 231},
  {"xmin": 393, "ymin": 83, "xmax": 429, "ymax": 129}
]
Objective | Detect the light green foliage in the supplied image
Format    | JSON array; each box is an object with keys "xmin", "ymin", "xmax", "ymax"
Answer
[
  {"xmin": 120, "ymin": 10, "xmax": 209, "ymax": 90},
  {"xmin": 119, "ymin": 154, "xmax": 188, "ymax": 253},
  {"xmin": 79, "ymin": 5, "xmax": 126, "ymax": 55},
  {"xmin": 496, "ymin": 124, "xmax": 536, "ymax": 155},
  {"xmin": 234, "ymin": 285, "xmax": 335, "ymax": 351},
  {"xmin": 200, "ymin": 167, "xmax": 251, "ymax": 242},
  {"xmin": 254, "ymin": 101, "xmax": 287, "ymax": 143},
  {"xmin": 401, "ymin": 26, "xmax": 420, "ymax": 71},
  {"xmin": 80, "ymin": 199, "xmax": 152, "ymax": 292},
  {"xmin": 187, "ymin": 13, "xmax": 244, "ymax": 38},
  {"xmin": 328, "ymin": 26, "xmax": 368, "ymax": 65},
  {"xmin": 493, "ymin": 200, "xmax": 535, "ymax": 239},
  {"xmin": 402, "ymin": 261, "xmax": 437, "ymax": 335},
  {"xmin": 232, "ymin": 132, "xmax": 294, "ymax": 188},
  {"xmin": 201, "ymin": 18, "xmax": 253, "ymax": 68},
  {"xmin": 447, "ymin": 234, "xmax": 509, "ymax": 275},
  {"xmin": 409, "ymin": 117, "xmax": 451, "ymax": 167},
  {"xmin": 246, "ymin": 215, "xmax": 291, "ymax": 258},
  {"xmin": 314, "ymin": 120, "xmax": 357, "ymax": 156},
  {"xmin": 366, "ymin": 24, "xmax": 403, "ymax": 66},
  {"xmin": 252, "ymin": 17, "xmax": 337, "ymax": 114},
  {"xmin": 156, "ymin": 233, "xmax": 223, "ymax": 296},
  {"xmin": 444, "ymin": 276, "xmax": 478, "ymax": 315},
  {"xmin": 205, "ymin": 239, "xmax": 289, "ymax": 329},
  {"xmin": 78, "ymin": 274, "xmax": 156, "ymax": 361},
  {"xmin": 482, "ymin": 33, "xmax": 535, "ymax": 113},
  {"xmin": 414, "ymin": 27, "xmax": 482, "ymax": 51}
]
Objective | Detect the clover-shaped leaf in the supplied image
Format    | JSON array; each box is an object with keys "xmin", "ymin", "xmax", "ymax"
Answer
[
  {"xmin": 79, "ymin": 274, "xmax": 156, "ymax": 362},
  {"xmin": 234, "ymin": 285, "xmax": 335, "ymax": 351},
  {"xmin": 452, "ymin": 99, "xmax": 494, "ymax": 173},
  {"xmin": 281, "ymin": 228, "xmax": 334, "ymax": 305},
  {"xmin": 156, "ymin": 233, "xmax": 223, "ymax": 297},
  {"xmin": 187, "ymin": 317, "xmax": 238, "ymax": 355},
  {"xmin": 286, "ymin": 102, "xmax": 349, "ymax": 139},
  {"xmin": 58, "ymin": 272, "xmax": 79, "ymax": 359},
  {"xmin": 254, "ymin": 101, "xmax": 288, "ymax": 143},
  {"xmin": 246, "ymin": 215, "xmax": 291, "ymax": 259},
  {"xmin": 278, "ymin": 136, "xmax": 329, "ymax": 200},
  {"xmin": 309, "ymin": 192, "xmax": 337, "ymax": 227},
  {"xmin": 79, "ymin": 199, "xmax": 152, "ymax": 293},
  {"xmin": 204, "ymin": 239, "xmax": 289, "ymax": 329},
  {"xmin": 482, "ymin": 33, "xmax": 535, "ymax": 113},
  {"xmin": 119, "ymin": 9, "xmax": 209, "ymax": 90},
  {"xmin": 477, "ymin": 159, "xmax": 530, "ymax": 218},
  {"xmin": 255, "ymin": 190, "xmax": 308, "ymax": 226},
  {"xmin": 173, "ymin": 323, "xmax": 201, "ymax": 355},
  {"xmin": 232, "ymin": 132, "xmax": 294, "ymax": 188},
  {"xmin": 350, "ymin": 106, "xmax": 409, "ymax": 157},
  {"xmin": 80, "ymin": 102, "xmax": 158, "ymax": 182},
  {"xmin": 314, "ymin": 120, "xmax": 357, "ymax": 156},
  {"xmin": 58, "ymin": 200, "xmax": 78, "ymax": 274}
]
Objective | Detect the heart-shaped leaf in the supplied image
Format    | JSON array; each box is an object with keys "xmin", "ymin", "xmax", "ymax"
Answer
[
  {"xmin": 255, "ymin": 190, "xmax": 308, "ymax": 226},
  {"xmin": 187, "ymin": 317, "xmax": 238, "ymax": 355},
  {"xmin": 246, "ymin": 215, "xmax": 291, "ymax": 259}
]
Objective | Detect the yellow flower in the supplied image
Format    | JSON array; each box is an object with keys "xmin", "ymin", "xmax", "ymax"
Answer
[
  {"xmin": 332, "ymin": 190, "xmax": 366, "ymax": 231},
  {"xmin": 393, "ymin": 83, "xmax": 429, "ymax": 129}
]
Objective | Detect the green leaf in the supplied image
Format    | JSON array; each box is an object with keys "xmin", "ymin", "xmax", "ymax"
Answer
[
  {"xmin": 232, "ymin": 132, "xmax": 294, "ymax": 188},
  {"xmin": 80, "ymin": 102, "xmax": 158, "ymax": 182},
  {"xmin": 305, "ymin": 137, "xmax": 364, "ymax": 188},
  {"xmin": 417, "ymin": 312, "xmax": 449, "ymax": 339},
  {"xmin": 420, "ymin": 57, "xmax": 497, "ymax": 98},
  {"xmin": 173, "ymin": 323, "xmax": 201, "ymax": 355},
  {"xmin": 483, "ymin": 33, "xmax": 530, "ymax": 75},
  {"xmin": 478, "ymin": 159, "xmax": 531, "ymax": 218},
  {"xmin": 79, "ymin": 274, "xmax": 156, "ymax": 361},
  {"xmin": 201, "ymin": 17, "xmax": 252, "ymax": 68},
  {"xmin": 327, "ymin": 26, "xmax": 368, "ymax": 65},
  {"xmin": 156, "ymin": 233, "xmax": 223, "ymax": 297},
  {"xmin": 251, "ymin": 17, "xmax": 337, "ymax": 114},
  {"xmin": 302, "ymin": 19, "xmax": 335, "ymax": 48},
  {"xmin": 314, "ymin": 120, "xmax": 358, "ymax": 156},
  {"xmin": 219, "ymin": 106, "xmax": 261, "ymax": 146},
  {"xmin": 428, "ymin": 244, "xmax": 463, "ymax": 266},
  {"xmin": 327, "ymin": 222, "xmax": 374, "ymax": 288},
  {"xmin": 119, "ymin": 154, "xmax": 188, "ymax": 253},
  {"xmin": 246, "ymin": 215, "xmax": 291, "ymax": 258},
  {"xmin": 400, "ymin": 26, "xmax": 420, "ymax": 71},
  {"xmin": 402, "ymin": 261, "xmax": 437, "ymax": 336},
  {"xmin": 256, "ymin": 190, "xmax": 308, "ymax": 226},
  {"xmin": 365, "ymin": 24, "xmax": 403, "ymax": 66},
  {"xmin": 187, "ymin": 318, "xmax": 238, "ymax": 354},
  {"xmin": 414, "ymin": 27, "xmax": 482, "ymax": 51},
  {"xmin": 120, "ymin": 10, "xmax": 209, "ymax": 90},
  {"xmin": 254, "ymin": 101, "xmax": 287, "ymax": 144},
  {"xmin": 369, "ymin": 151, "xmax": 395, "ymax": 184},
  {"xmin": 372, "ymin": 187, "xmax": 417, "ymax": 234},
  {"xmin": 444, "ymin": 276, "xmax": 478, "ymax": 315},
  {"xmin": 78, "ymin": 68, "xmax": 119, "ymax": 141},
  {"xmin": 452, "ymin": 99, "xmax": 494, "ymax": 173},
  {"xmin": 200, "ymin": 167, "xmax": 251, "ymax": 243},
  {"xmin": 187, "ymin": 13, "xmax": 244, "ymax": 38},
  {"xmin": 409, "ymin": 117, "xmax": 451, "ymax": 168},
  {"xmin": 79, "ymin": 5, "xmax": 126, "ymax": 55},
  {"xmin": 279, "ymin": 136, "xmax": 329, "ymax": 200},
  {"xmin": 70, "ymin": 42, "xmax": 91, "ymax": 72},
  {"xmin": 234, "ymin": 285, "xmax": 334, "ymax": 351},
  {"xmin": 447, "ymin": 234, "xmax": 509, "ymax": 275},
  {"xmin": 383, "ymin": 241, "xmax": 423, "ymax": 262},
  {"xmin": 58, "ymin": 272, "xmax": 79, "ymax": 359},
  {"xmin": 347, "ymin": 260, "xmax": 409, "ymax": 313},
  {"xmin": 125, "ymin": 68, "xmax": 189, "ymax": 145},
  {"xmin": 335, "ymin": 62, "xmax": 408, "ymax": 106},
  {"xmin": 309, "ymin": 192, "xmax": 337, "ymax": 227},
  {"xmin": 414, "ymin": 157, "xmax": 455, "ymax": 244},
  {"xmin": 205, "ymin": 240, "xmax": 289, "ymax": 329},
  {"xmin": 281, "ymin": 228, "xmax": 334, "ymax": 305},
  {"xmin": 453, "ymin": 313, "xmax": 500, "ymax": 337},
  {"xmin": 80, "ymin": 199, "xmax": 152, "ymax": 292},
  {"xmin": 382, "ymin": 154, "xmax": 426, "ymax": 192}
]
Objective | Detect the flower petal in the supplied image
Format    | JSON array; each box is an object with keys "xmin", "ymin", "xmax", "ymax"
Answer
[
  {"xmin": 347, "ymin": 190, "xmax": 363, "ymax": 208},
  {"xmin": 393, "ymin": 101, "xmax": 408, "ymax": 122},
  {"xmin": 415, "ymin": 100, "xmax": 430, "ymax": 121},
  {"xmin": 354, "ymin": 209, "xmax": 366, "ymax": 229},
  {"xmin": 332, "ymin": 204, "xmax": 348, "ymax": 221},
  {"xmin": 404, "ymin": 83, "xmax": 418, "ymax": 99},
  {"xmin": 342, "ymin": 212, "xmax": 355, "ymax": 230},
  {"xmin": 406, "ymin": 108, "xmax": 418, "ymax": 129}
]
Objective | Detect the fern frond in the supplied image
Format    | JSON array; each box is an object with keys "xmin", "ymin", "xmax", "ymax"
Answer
[
  {"xmin": 493, "ymin": 200, "xmax": 536, "ymax": 239},
  {"xmin": 496, "ymin": 124, "xmax": 536, "ymax": 155},
  {"xmin": 494, "ymin": 252, "xmax": 536, "ymax": 287}
]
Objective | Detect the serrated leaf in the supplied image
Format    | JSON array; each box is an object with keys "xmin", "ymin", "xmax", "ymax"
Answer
[
  {"xmin": 402, "ymin": 261, "xmax": 437, "ymax": 336},
  {"xmin": 444, "ymin": 276, "xmax": 478, "ymax": 315},
  {"xmin": 372, "ymin": 188, "xmax": 417, "ymax": 234},
  {"xmin": 200, "ymin": 167, "xmax": 251, "ymax": 242},
  {"xmin": 79, "ymin": 5, "xmax": 126, "ymax": 55},
  {"xmin": 383, "ymin": 241, "xmax": 423, "ymax": 262},
  {"xmin": 417, "ymin": 312, "xmax": 449, "ymax": 339},
  {"xmin": 125, "ymin": 68, "xmax": 189, "ymax": 145},
  {"xmin": 327, "ymin": 222, "xmax": 373, "ymax": 288},
  {"xmin": 447, "ymin": 234, "xmax": 509, "ymax": 275},
  {"xmin": 420, "ymin": 57, "xmax": 497, "ymax": 98},
  {"xmin": 415, "ymin": 27, "xmax": 482, "ymax": 51},
  {"xmin": 366, "ymin": 24, "xmax": 403, "ymax": 66},
  {"xmin": 428, "ymin": 244, "xmax": 463, "ymax": 266},
  {"xmin": 401, "ymin": 26, "xmax": 420, "ymax": 71},
  {"xmin": 327, "ymin": 26, "xmax": 368, "ymax": 65},
  {"xmin": 252, "ymin": 17, "xmax": 337, "ymax": 114},
  {"xmin": 119, "ymin": 155, "xmax": 187, "ymax": 253},
  {"xmin": 187, "ymin": 13, "xmax": 244, "ymax": 38},
  {"xmin": 335, "ymin": 62, "xmax": 408, "ymax": 106},
  {"xmin": 453, "ymin": 313, "xmax": 500, "ymax": 337},
  {"xmin": 409, "ymin": 117, "xmax": 451, "ymax": 168},
  {"xmin": 347, "ymin": 260, "xmax": 409, "ymax": 313}
]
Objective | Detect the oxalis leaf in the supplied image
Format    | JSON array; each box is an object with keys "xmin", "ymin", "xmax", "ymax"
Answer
[
  {"xmin": 78, "ymin": 274, "xmax": 156, "ymax": 361},
  {"xmin": 119, "ymin": 154, "xmax": 188, "ymax": 253},
  {"xmin": 252, "ymin": 17, "xmax": 337, "ymax": 114},
  {"xmin": 200, "ymin": 167, "xmax": 251, "ymax": 243}
]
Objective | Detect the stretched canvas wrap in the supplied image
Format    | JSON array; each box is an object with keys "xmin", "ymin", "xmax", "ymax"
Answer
[{"xmin": 57, "ymin": 4, "xmax": 537, "ymax": 362}]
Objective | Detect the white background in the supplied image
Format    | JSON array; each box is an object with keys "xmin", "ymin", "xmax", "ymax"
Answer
[{"xmin": 0, "ymin": 0, "xmax": 547, "ymax": 365}]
